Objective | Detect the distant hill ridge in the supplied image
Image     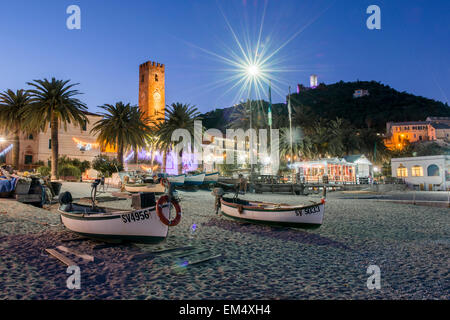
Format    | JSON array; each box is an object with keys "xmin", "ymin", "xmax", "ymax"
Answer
[{"xmin": 200, "ymin": 81, "xmax": 450, "ymax": 132}]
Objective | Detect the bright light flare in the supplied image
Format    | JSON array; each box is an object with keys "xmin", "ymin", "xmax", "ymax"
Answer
[{"xmin": 246, "ymin": 64, "xmax": 260, "ymax": 77}]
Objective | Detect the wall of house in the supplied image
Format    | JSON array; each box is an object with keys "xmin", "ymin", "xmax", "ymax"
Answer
[
  {"xmin": 391, "ymin": 155, "xmax": 449, "ymax": 190},
  {"xmin": 2, "ymin": 113, "xmax": 117, "ymax": 169}
]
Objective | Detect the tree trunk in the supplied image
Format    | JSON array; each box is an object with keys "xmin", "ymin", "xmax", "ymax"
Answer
[
  {"xmin": 12, "ymin": 125, "xmax": 20, "ymax": 170},
  {"xmin": 133, "ymin": 147, "xmax": 138, "ymax": 164},
  {"xmin": 150, "ymin": 147, "xmax": 155, "ymax": 167},
  {"xmin": 177, "ymin": 150, "xmax": 183, "ymax": 174},
  {"xmin": 51, "ymin": 115, "xmax": 59, "ymax": 180},
  {"xmin": 162, "ymin": 150, "xmax": 167, "ymax": 173},
  {"xmin": 117, "ymin": 142, "xmax": 124, "ymax": 168}
]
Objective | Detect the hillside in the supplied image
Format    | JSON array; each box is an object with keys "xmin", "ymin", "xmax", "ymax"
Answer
[{"xmin": 200, "ymin": 81, "xmax": 450, "ymax": 132}]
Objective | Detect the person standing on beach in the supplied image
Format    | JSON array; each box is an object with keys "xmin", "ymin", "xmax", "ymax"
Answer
[{"xmin": 238, "ymin": 174, "xmax": 247, "ymax": 194}]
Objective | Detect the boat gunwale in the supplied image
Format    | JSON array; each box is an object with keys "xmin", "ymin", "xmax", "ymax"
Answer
[
  {"xmin": 220, "ymin": 198, "xmax": 324, "ymax": 212},
  {"xmin": 58, "ymin": 203, "xmax": 170, "ymax": 220},
  {"xmin": 204, "ymin": 172, "xmax": 219, "ymax": 176}
]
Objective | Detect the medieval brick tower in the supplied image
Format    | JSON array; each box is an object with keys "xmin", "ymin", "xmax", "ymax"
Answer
[{"xmin": 139, "ymin": 61, "xmax": 165, "ymax": 121}]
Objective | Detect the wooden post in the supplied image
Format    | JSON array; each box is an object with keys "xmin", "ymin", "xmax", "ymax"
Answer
[{"xmin": 45, "ymin": 248, "xmax": 76, "ymax": 266}]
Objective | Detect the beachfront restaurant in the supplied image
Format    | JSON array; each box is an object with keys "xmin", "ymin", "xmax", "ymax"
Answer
[{"xmin": 292, "ymin": 158, "xmax": 357, "ymax": 184}]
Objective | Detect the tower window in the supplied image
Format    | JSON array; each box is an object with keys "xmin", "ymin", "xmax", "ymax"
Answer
[
  {"xmin": 82, "ymin": 120, "xmax": 87, "ymax": 131},
  {"xmin": 48, "ymin": 139, "xmax": 51, "ymax": 149},
  {"xmin": 155, "ymin": 74, "xmax": 158, "ymax": 82},
  {"xmin": 141, "ymin": 75, "xmax": 145, "ymax": 83}
]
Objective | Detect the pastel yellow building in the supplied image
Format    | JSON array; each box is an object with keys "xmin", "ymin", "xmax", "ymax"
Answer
[{"xmin": 0, "ymin": 111, "xmax": 116, "ymax": 170}]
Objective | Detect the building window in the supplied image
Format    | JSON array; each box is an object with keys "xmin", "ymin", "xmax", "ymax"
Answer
[
  {"xmin": 24, "ymin": 155, "xmax": 33, "ymax": 165},
  {"xmin": 82, "ymin": 120, "xmax": 87, "ymax": 131},
  {"xmin": 155, "ymin": 74, "xmax": 158, "ymax": 82},
  {"xmin": 28, "ymin": 134, "xmax": 33, "ymax": 140},
  {"xmin": 427, "ymin": 164, "xmax": 440, "ymax": 177},
  {"xmin": 48, "ymin": 139, "xmax": 51, "ymax": 149},
  {"xmin": 397, "ymin": 166, "xmax": 408, "ymax": 177},
  {"xmin": 411, "ymin": 165, "xmax": 423, "ymax": 177},
  {"xmin": 141, "ymin": 74, "xmax": 145, "ymax": 83}
]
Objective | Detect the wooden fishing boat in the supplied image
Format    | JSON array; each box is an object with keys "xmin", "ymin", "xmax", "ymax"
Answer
[
  {"xmin": 203, "ymin": 172, "xmax": 219, "ymax": 184},
  {"xmin": 124, "ymin": 183, "xmax": 165, "ymax": 194},
  {"xmin": 213, "ymin": 188, "xmax": 326, "ymax": 228},
  {"xmin": 167, "ymin": 174, "xmax": 185, "ymax": 186},
  {"xmin": 58, "ymin": 180, "xmax": 182, "ymax": 243},
  {"xmin": 59, "ymin": 202, "xmax": 171, "ymax": 243},
  {"xmin": 184, "ymin": 173, "xmax": 205, "ymax": 186}
]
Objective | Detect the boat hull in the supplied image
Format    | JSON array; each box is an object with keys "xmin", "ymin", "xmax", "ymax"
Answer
[
  {"xmin": 59, "ymin": 205, "xmax": 171, "ymax": 243},
  {"xmin": 124, "ymin": 184, "xmax": 165, "ymax": 193},
  {"xmin": 203, "ymin": 172, "xmax": 219, "ymax": 184},
  {"xmin": 167, "ymin": 174, "xmax": 185, "ymax": 186},
  {"xmin": 184, "ymin": 173, "xmax": 205, "ymax": 186},
  {"xmin": 220, "ymin": 198, "xmax": 325, "ymax": 228}
]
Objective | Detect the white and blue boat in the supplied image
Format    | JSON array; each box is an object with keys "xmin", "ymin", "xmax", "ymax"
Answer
[
  {"xmin": 203, "ymin": 172, "xmax": 219, "ymax": 185},
  {"xmin": 184, "ymin": 173, "xmax": 205, "ymax": 186},
  {"xmin": 167, "ymin": 174, "xmax": 185, "ymax": 186}
]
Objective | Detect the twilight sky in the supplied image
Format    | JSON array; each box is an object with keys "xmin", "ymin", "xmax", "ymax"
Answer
[{"xmin": 0, "ymin": 0, "xmax": 449, "ymax": 114}]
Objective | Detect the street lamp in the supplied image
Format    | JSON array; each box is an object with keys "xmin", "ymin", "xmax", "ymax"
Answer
[{"xmin": 245, "ymin": 63, "xmax": 262, "ymax": 184}]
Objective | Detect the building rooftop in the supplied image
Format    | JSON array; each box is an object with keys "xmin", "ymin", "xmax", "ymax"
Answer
[
  {"xmin": 430, "ymin": 123, "xmax": 450, "ymax": 129},
  {"xmin": 389, "ymin": 121, "xmax": 428, "ymax": 126}
]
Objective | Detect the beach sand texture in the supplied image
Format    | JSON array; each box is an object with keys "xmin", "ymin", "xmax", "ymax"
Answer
[{"xmin": 0, "ymin": 182, "xmax": 448, "ymax": 299}]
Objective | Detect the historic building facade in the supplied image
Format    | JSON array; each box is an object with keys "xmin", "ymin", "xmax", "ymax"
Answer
[
  {"xmin": 138, "ymin": 61, "xmax": 165, "ymax": 121},
  {"xmin": 384, "ymin": 116, "xmax": 450, "ymax": 150},
  {"xmin": 0, "ymin": 111, "xmax": 116, "ymax": 170}
]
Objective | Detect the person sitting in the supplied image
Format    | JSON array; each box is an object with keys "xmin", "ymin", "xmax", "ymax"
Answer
[{"xmin": 238, "ymin": 174, "xmax": 247, "ymax": 194}]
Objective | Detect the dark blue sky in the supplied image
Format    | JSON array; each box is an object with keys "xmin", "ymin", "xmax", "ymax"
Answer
[{"xmin": 0, "ymin": 0, "xmax": 449, "ymax": 114}]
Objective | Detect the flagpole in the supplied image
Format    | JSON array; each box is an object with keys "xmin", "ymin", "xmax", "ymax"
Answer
[
  {"xmin": 288, "ymin": 86, "xmax": 294, "ymax": 185},
  {"xmin": 268, "ymin": 81, "xmax": 273, "ymax": 175},
  {"xmin": 248, "ymin": 98, "xmax": 253, "ymax": 182},
  {"xmin": 288, "ymin": 87, "xmax": 293, "ymax": 167}
]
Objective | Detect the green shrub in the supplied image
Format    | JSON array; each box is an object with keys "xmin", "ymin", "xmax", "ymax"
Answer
[
  {"xmin": 58, "ymin": 164, "xmax": 81, "ymax": 179},
  {"xmin": 92, "ymin": 155, "xmax": 123, "ymax": 177},
  {"xmin": 37, "ymin": 166, "xmax": 51, "ymax": 177},
  {"xmin": 58, "ymin": 156, "xmax": 91, "ymax": 174}
]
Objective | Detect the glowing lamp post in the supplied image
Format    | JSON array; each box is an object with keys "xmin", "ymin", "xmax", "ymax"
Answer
[{"xmin": 245, "ymin": 63, "xmax": 261, "ymax": 182}]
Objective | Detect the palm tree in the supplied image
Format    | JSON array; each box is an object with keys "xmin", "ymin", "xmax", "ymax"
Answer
[
  {"xmin": 279, "ymin": 127, "xmax": 313, "ymax": 161},
  {"xmin": 156, "ymin": 103, "xmax": 201, "ymax": 174},
  {"xmin": 229, "ymin": 100, "xmax": 268, "ymax": 130},
  {"xmin": 358, "ymin": 128, "xmax": 390, "ymax": 163},
  {"xmin": 292, "ymin": 105, "xmax": 317, "ymax": 133},
  {"xmin": 145, "ymin": 132, "xmax": 160, "ymax": 168},
  {"xmin": 0, "ymin": 89, "xmax": 32, "ymax": 169},
  {"xmin": 310, "ymin": 122, "xmax": 331, "ymax": 158},
  {"xmin": 90, "ymin": 102, "xmax": 150, "ymax": 167},
  {"xmin": 23, "ymin": 78, "xmax": 88, "ymax": 179}
]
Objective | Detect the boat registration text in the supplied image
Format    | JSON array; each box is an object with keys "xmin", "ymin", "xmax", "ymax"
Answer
[
  {"xmin": 121, "ymin": 210, "xmax": 151, "ymax": 223},
  {"xmin": 294, "ymin": 205, "xmax": 321, "ymax": 216}
]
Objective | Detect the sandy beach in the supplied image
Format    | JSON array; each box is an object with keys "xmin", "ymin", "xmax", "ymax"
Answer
[{"xmin": 0, "ymin": 182, "xmax": 448, "ymax": 300}]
